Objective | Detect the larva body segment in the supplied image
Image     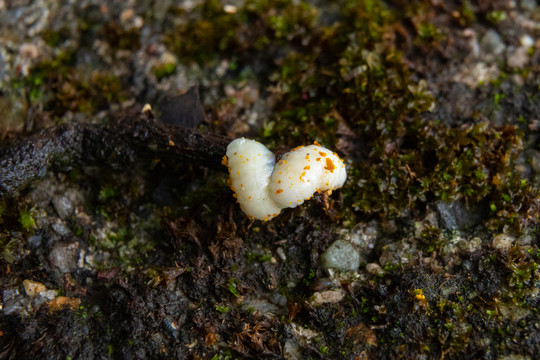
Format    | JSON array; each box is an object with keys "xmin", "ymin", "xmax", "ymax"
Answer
[
  {"xmin": 225, "ymin": 138, "xmax": 347, "ymax": 221},
  {"xmin": 269, "ymin": 146, "xmax": 323, "ymax": 208},
  {"xmin": 226, "ymin": 138, "xmax": 282, "ymax": 220},
  {"xmin": 269, "ymin": 145, "xmax": 347, "ymax": 208}
]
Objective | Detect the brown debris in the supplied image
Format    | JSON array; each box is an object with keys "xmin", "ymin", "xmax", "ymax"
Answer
[
  {"xmin": 48, "ymin": 296, "xmax": 81, "ymax": 313},
  {"xmin": 345, "ymin": 323, "xmax": 378, "ymax": 347}
]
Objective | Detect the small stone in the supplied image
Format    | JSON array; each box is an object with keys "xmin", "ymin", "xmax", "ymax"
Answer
[
  {"xmin": 480, "ymin": 29, "xmax": 506, "ymax": 56},
  {"xmin": 520, "ymin": 34, "xmax": 534, "ymax": 48},
  {"xmin": 2, "ymin": 298, "xmax": 25, "ymax": 316},
  {"xmin": 457, "ymin": 237, "xmax": 482, "ymax": 253},
  {"xmin": 51, "ymin": 219, "xmax": 71, "ymax": 236},
  {"xmin": 243, "ymin": 298, "xmax": 283, "ymax": 317},
  {"xmin": 507, "ymin": 46, "xmax": 529, "ymax": 68},
  {"xmin": 52, "ymin": 196, "xmax": 73, "ymax": 219},
  {"xmin": 365, "ymin": 263, "xmax": 385, "ymax": 277},
  {"xmin": 283, "ymin": 339, "xmax": 301, "ymax": 360},
  {"xmin": 521, "ymin": 0, "xmax": 537, "ymax": 11},
  {"xmin": 320, "ymin": 240, "xmax": 360, "ymax": 271},
  {"xmin": 310, "ymin": 290, "xmax": 344, "ymax": 306},
  {"xmin": 435, "ymin": 200, "xmax": 486, "ymax": 230},
  {"xmin": 492, "ymin": 234, "xmax": 515, "ymax": 251},
  {"xmin": 28, "ymin": 234, "xmax": 42, "ymax": 247},
  {"xmin": 23, "ymin": 280, "xmax": 47, "ymax": 297},
  {"xmin": 276, "ymin": 247, "xmax": 286, "ymax": 262},
  {"xmin": 41, "ymin": 290, "xmax": 57, "ymax": 301},
  {"xmin": 518, "ymin": 234, "xmax": 532, "ymax": 247},
  {"xmin": 48, "ymin": 242, "xmax": 79, "ymax": 273}
]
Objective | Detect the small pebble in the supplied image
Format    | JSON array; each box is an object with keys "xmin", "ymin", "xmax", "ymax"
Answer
[
  {"xmin": 492, "ymin": 234, "xmax": 515, "ymax": 251},
  {"xmin": 320, "ymin": 240, "xmax": 360, "ymax": 271}
]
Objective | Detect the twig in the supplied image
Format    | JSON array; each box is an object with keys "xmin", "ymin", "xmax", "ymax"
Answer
[{"xmin": 0, "ymin": 110, "xmax": 231, "ymax": 198}]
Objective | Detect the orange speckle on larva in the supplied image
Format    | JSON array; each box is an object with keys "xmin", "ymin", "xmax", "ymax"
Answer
[
  {"xmin": 277, "ymin": 180, "xmax": 281, "ymax": 184},
  {"xmin": 248, "ymin": 196, "xmax": 252, "ymax": 199},
  {"xmin": 305, "ymin": 155, "xmax": 309, "ymax": 160},
  {"xmin": 324, "ymin": 158, "xmax": 336, "ymax": 172},
  {"xmin": 304, "ymin": 165, "xmax": 310, "ymax": 170},
  {"xmin": 319, "ymin": 151, "xmax": 327, "ymax": 157},
  {"xmin": 221, "ymin": 156, "xmax": 228, "ymax": 166},
  {"xmin": 316, "ymin": 158, "xmax": 321, "ymax": 161},
  {"xmin": 314, "ymin": 141, "xmax": 321, "ymax": 146},
  {"xmin": 275, "ymin": 189, "xmax": 283, "ymax": 194},
  {"xmin": 237, "ymin": 170, "xmax": 240, "ymax": 175},
  {"xmin": 279, "ymin": 171, "xmax": 282, "ymax": 175}
]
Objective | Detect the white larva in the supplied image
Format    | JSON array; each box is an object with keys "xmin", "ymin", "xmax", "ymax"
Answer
[
  {"xmin": 224, "ymin": 138, "xmax": 347, "ymax": 221},
  {"xmin": 225, "ymin": 138, "xmax": 282, "ymax": 221}
]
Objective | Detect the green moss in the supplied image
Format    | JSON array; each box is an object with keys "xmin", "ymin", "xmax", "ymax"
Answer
[
  {"xmin": 19, "ymin": 208, "xmax": 36, "ymax": 232},
  {"xmin": 486, "ymin": 10, "xmax": 507, "ymax": 24},
  {"xmin": 215, "ymin": 304, "xmax": 230, "ymax": 314},
  {"xmin": 153, "ymin": 62, "xmax": 177, "ymax": 81},
  {"xmin": 227, "ymin": 278, "xmax": 240, "ymax": 297},
  {"xmin": 42, "ymin": 27, "xmax": 72, "ymax": 47},
  {"xmin": 99, "ymin": 185, "xmax": 118, "ymax": 202}
]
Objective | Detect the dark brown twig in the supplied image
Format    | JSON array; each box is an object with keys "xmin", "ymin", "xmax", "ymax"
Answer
[{"xmin": 0, "ymin": 110, "xmax": 231, "ymax": 198}]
